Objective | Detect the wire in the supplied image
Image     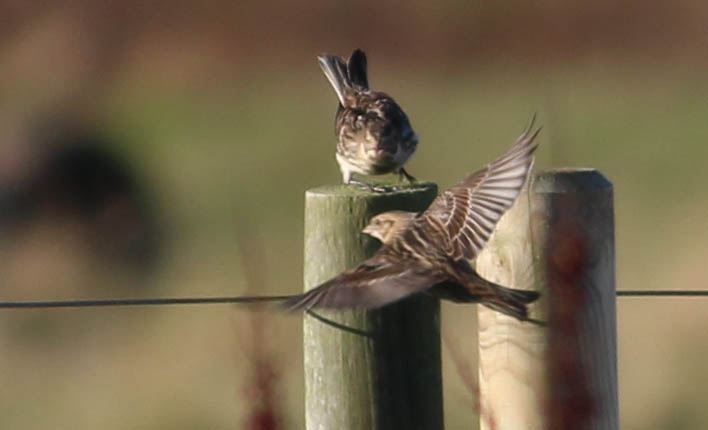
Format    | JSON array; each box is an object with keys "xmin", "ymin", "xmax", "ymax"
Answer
[
  {"xmin": 616, "ymin": 290, "xmax": 708, "ymax": 297},
  {"xmin": 0, "ymin": 290, "xmax": 706, "ymax": 309},
  {"xmin": 0, "ymin": 295, "xmax": 293, "ymax": 309}
]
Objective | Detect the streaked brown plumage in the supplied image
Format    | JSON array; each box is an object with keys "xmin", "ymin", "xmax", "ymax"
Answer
[
  {"xmin": 286, "ymin": 118, "xmax": 543, "ymax": 323},
  {"xmin": 318, "ymin": 49, "xmax": 418, "ymax": 190}
]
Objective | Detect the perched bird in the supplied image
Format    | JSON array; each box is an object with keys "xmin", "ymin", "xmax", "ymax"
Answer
[
  {"xmin": 286, "ymin": 118, "xmax": 542, "ymax": 323},
  {"xmin": 318, "ymin": 49, "xmax": 418, "ymax": 191}
]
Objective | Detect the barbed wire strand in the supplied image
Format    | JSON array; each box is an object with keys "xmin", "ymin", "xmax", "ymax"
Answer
[
  {"xmin": 0, "ymin": 295, "xmax": 293, "ymax": 309},
  {"xmin": 0, "ymin": 290, "xmax": 705, "ymax": 309},
  {"xmin": 615, "ymin": 290, "xmax": 708, "ymax": 297}
]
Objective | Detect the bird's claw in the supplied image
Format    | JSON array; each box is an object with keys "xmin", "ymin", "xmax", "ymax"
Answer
[
  {"xmin": 348, "ymin": 179, "xmax": 393, "ymax": 193},
  {"xmin": 399, "ymin": 168, "xmax": 417, "ymax": 184}
]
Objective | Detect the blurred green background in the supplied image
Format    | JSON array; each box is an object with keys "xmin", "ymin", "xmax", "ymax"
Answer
[{"xmin": 2, "ymin": 1, "xmax": 708, "ymax": 429}]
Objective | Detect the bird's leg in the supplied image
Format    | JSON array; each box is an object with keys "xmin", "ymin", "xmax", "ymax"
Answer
[
  {"xmin": 341, "ymin": 167, "xmax": 353, "ymax": 185},
  {"xmin": 376, "ymin": 167, "xmax": 417, "ymax": 192},
  {"xmin": 398, "ymin": 167, "xmax": 417, "ymax": 184}
]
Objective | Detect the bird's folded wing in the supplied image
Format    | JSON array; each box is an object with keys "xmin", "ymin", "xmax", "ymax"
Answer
[
  {"xmin": 421, "ymin": 117, "xmax": 540, "ymax": 261},
  {"xmin": 284, "ymin": 257, "xmax": 443, "ymax": 310}
]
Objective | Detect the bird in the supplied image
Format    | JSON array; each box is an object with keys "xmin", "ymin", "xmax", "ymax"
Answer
[
  {"xmin": 318, "ymin": 49, "xmax": 418, "ymax": 191},
  {"xmin": 285, "ymin": 117, "xmax": 543, "ymax": 323}
]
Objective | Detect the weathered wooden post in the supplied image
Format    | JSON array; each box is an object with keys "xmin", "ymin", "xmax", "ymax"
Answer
[
  {"xmin": 302, "ymin": 183, "xmax": 444, "ymax": 430},
  {"xmin": 475, "ymin": 168, "xmax": 618, "ymax": 430}
]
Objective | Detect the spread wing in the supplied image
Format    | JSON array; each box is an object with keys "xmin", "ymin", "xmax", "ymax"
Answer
[
  {"xmin": 419, "ymin": 117, "xmax": 541, "ymax": 260},
  {"xmin": 283, "ymin": 252, "xmax": 444, "ymax": 310}
]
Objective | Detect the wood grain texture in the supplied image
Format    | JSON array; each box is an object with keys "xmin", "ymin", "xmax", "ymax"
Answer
[
  {"xmin": 302, "ymin": 182, "xmax": 444, "ymax": 430},
  {"xmin": 475, "ymin": 168, "xmax": 618, "ymax": 430}
]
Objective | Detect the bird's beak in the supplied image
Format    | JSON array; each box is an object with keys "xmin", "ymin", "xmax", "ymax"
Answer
[{"xmin": 362, "ymin": 225, "xmax": 373, "ymax": 236}]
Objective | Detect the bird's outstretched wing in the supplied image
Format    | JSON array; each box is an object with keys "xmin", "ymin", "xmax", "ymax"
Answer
[
  {"xmin": 418, "ymin": 117, "xmax": 541, "ymax": 260},
  {"xmin": 284, "ymin": 252, "xmax": 444, "ymax": 310}
]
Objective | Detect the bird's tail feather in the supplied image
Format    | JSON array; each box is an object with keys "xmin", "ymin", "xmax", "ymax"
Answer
[
  {"xmin": 481, "ymin": 283, "xmax": 543, "ymax": 325},
  {"xmin": 494, "ymin": 284, "xmax": 540, "ymax": 304},
  {"xmin": 430, "ymin": 274, "xmax": 543, "ymax": 325},
  {"xmin": 346, "ymin": 49, "xmax": 369, "ymax": 90},
  {"xmin": 317, "ymin": 54, "xmax": 351, "ymax": 106},
  {"xmin": 452, "ymin": 265, "xmax": 543, "ymax": 324}
]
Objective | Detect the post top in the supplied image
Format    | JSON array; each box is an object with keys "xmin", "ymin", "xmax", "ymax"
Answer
[
  {"xmin": 533, "ymin": 168, "xmax": 612, "ymax": 194},
  {"xmin": 306, "ymin": 182, "xmax": 437, "ymax": 198}
]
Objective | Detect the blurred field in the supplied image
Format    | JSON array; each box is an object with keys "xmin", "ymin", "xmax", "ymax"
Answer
[{"xmin": 2, "ymin": 2, "xmax": 708, "ymax": 429}]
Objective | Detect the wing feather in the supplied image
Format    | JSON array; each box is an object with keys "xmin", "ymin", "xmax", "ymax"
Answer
[
  {"xmin": 417, "ymin": 117, "xmax": 541, "ymax": 260},
  {"xmin": 283, "ymin": 253, "xmax": 444, "ymax": 310}
]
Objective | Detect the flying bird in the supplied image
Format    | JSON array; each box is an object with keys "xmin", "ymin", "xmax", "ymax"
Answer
[
  {"xmin": 318, "ymin": 49, "xmax": 418, "ymax": 191},
  {"xmin": 285, "ymin": 118, "xmax": 542, "ymax": 323}
]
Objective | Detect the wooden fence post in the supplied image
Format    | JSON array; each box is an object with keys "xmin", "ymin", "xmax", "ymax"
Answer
[
  {"xmin": 475, "ymin": 168, "xmax": 618, "ymax": 430},
  {"xmin": 302, "ymin": 183, "xmax": 443, "ymax": 430}
]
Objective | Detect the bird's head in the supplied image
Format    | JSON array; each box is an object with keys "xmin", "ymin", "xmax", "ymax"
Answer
[{"xmin": 362, "ymin": 211, "xmax": 416, "ymax": 245}]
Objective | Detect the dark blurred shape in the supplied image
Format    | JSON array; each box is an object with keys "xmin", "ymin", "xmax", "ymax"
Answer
[
  {"xmin": 236, "ymin": 222, "xmax": 284, "ymax": 430},
  {"xmin": 242, "ymin": 351, "xmax": 282, "ymax": 430},
  {"xmin": 0, "ymin": 123, "xmax": 162, "ymax": 277},
  {"xmin": 545, "ymin": 205, "xmax": 595, "ymax": 430}
]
